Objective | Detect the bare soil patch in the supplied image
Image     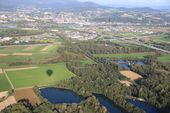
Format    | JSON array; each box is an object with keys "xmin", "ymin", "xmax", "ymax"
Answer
[
  {"xmin": 41, "ymin": 45, "xmax": 53, "ymax": 51},
  {"xmin": 12, "ymin": 53, "xmax": 32, "ymax": 56},
  {"xmin": 14, "ymin": 88, "xmax": 40, "ymax": 105},
  {"xmin": 0, "ymin": 54, "xmax": 8, "ymax": 57},
  {"xmin": 119, "ymin": 80, "xmax": 132, "ymax": 87},
  {"xmin": 0, "ymin": 68, "xmax": 3, "ymax": 74},
  {"xmin": 5, "ymin": 67, "xmax": 38, "ymax": 72},
  {"xmin": 120, "ymin": 70, "xmax": 143, "ymax": 81},
  {"xmin": 0, "ymin": 96, "xmax": 16, "ymax": 111}
]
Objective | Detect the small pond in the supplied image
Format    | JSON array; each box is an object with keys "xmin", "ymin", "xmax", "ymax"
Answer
[{"xmin": 113, "ymin": 60, "xmax": 144, "ymax": 69}]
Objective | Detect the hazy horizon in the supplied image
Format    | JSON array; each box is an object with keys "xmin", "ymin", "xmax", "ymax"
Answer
[{"xmin": 78, "ymin": 0, "xmax": 170, "ymax": 9}]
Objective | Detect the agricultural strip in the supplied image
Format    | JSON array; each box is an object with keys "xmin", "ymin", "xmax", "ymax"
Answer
[{"xmin": 12, "ymin": 53, "xmax": 33, "ymax": 56}]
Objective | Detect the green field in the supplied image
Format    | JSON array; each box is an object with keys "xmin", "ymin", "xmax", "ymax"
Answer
[
  {"xmin": 0, "ymin": 74, "xmax": 11, "ymax": 92},
  {"xmin": 81, "ymin": 59, "xmax": 96, "ymax": 65},
  {"xmin": 6, "ymin": 62, "xmax": 74, "ymax": 88},
  {"xmin": 0, "ymin": 44, "xmax": 59, "ymax": 68},
  {"xmin": 158, "ymin": 54, "xmax": 170, "ymax": 62},
  {"xmin": 93, "ymin": 53, "xmax": 151, "ymax": 59}
]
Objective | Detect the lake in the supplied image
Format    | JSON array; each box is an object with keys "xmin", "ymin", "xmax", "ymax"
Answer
[
  {"xmin": 40, "ymin": 88, "xmax": 84, "ymax": 104},
  {"xmin": 40, "ymin": 88, "xmax": 123, "ymax": 113},
  {"xmin": 40, "ymin": 88, "xmax": 157, "ymax": 113}
]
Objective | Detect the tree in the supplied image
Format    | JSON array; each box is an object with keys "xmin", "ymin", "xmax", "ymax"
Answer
[{"xmin": 46, "ymin": 69, "xmax": 53, "ymax": 77}]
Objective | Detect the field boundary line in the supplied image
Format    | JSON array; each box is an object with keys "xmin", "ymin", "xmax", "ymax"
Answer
[
  {"xmin": 5, "ymin": 67, "xmax": 38, "ymax": 72},
  {"xmin": 3, "ymin": 69, "xmax": 14, "ymax": 89}
]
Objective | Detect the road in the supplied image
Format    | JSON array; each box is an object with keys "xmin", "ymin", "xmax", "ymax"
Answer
[
  {"xmin": 127, "ymin": 40, "xmax": 170, "ymax": 54},
  {"xmin": 104, "ymin": 37, "xmax": 170, "ymax": 54},
  {"xmin": 3, "ymin": 69, "xmax": 14, "ymax": 90}
]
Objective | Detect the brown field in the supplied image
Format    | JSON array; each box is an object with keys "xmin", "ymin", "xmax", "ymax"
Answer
[
  {"xmin": 14, "ymin": 88, "xmax": 40, "ymax": 105},
  {"xmin": 12, "ymin": 53, "xmax": 32, "ymax": 56},
  {"xmin": 0, "ymin": 68, "xmax": 3, "ymax": 74},
  {"xmin": 0, "ymin": 54, "xmax": 8, "ymax": 57},
  {"xmin": 41, "ymin": 45, "xmax": 53, "ymax": 51},
  {"xmin": 120, "ymin": 70, "xmax": 143, "ymax": 81},
  {"xmin": 119, "ymin": 80, "xmax": 132, "ymax": 87},
  {"xmin": 5, "ymin": 67, "xmax": 38, "ymax": 72},
  {"xmin": 0, "ymin": 96, "xmax": 16, "ymax": 111}
]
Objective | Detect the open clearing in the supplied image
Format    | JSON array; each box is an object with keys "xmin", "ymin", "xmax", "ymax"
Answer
[
  {"xmin": 0, "ymin": 96, "xmax": 16, "ymax": 111},
  {"xmin": 119, "ymin": 80, "xmax": 132, "ymax": 87},
  {"xmin": 12, "ymin": 53, "xmax": 33, "ymax": 56},
  {"xmin": 158, "ymin": 54, "xmax": 170, "ymax": 62},
  {"xmin": 14, "ymin": 88, "xmax": 40, "ymax": 105},
  {"xmin": 6, "ymin": 62, "xmax": 74, "ymax": 88},
  {"xmin": 93, "ymin": 52, "xmax": 154, "ymax": 59},
  {"xmin": 120, "ymin": 70, "xmax": 143, "ymax": 81}
]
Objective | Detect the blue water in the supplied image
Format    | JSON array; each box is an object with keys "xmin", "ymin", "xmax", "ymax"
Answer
[
  {"xmin": 40, "ymin": 88, "xmax": 157, "ymax": 113},
  {"xmin": 40, "ymin": 88, "xmax": 84, "ymax": 104},
  {"xmin": 120, "ymin": 63, "xmax": 130, "ymax": 69},
  {"xmin": 95, "ymin": 94, "xmax": 123, "ymax": 113},
  {"xmin": 127, "ymin": 99, "xmax": 158, "ymax": 113},
  {"xmin": 113, "ymin": 60, "xmax": 144, "ymax": 69},
  {"xmin": 40, "ymin": 88, "xmax": 123, "ymax": 113},
  {"xmin": 134, "ymin": 61, "xmax": 144, "ymax": 65}
]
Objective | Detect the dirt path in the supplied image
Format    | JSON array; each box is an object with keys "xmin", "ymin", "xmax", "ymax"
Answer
[
  {"xmin": 0, "ymin": 96, "xmax": 16, "ymax": 111},
  {"xmin": 0, "ymin": 68, "xmax": 3, "ymax": 74},
  {"xmin": 41, "ymin": 45, "xmax": 53, "ymax": 51},
  {"xmin": 5, "ymin": 67, "xmax": 38, "ymax": 72},
  {"xmin": 3, "ymin": 70, "xmax": 14, "ymax": 89},
  {"xmin": 24, "ymin": 46, "xmax": 36, "ymax": 51}
]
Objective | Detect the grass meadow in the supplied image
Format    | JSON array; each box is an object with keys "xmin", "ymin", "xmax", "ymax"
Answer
[{"xmin": 6, "ymin": 63, "xmax": 75, "ymax": 88}]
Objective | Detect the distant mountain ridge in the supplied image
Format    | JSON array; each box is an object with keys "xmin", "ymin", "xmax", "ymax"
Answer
[{"xmin": 0, "ymin": 0, "xmax": 100, "ymax": 9}]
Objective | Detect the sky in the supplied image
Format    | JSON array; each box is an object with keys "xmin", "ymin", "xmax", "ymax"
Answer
[{"xmin": 78, "ymin": 0, "xmax": 170, "ymax": 9}]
